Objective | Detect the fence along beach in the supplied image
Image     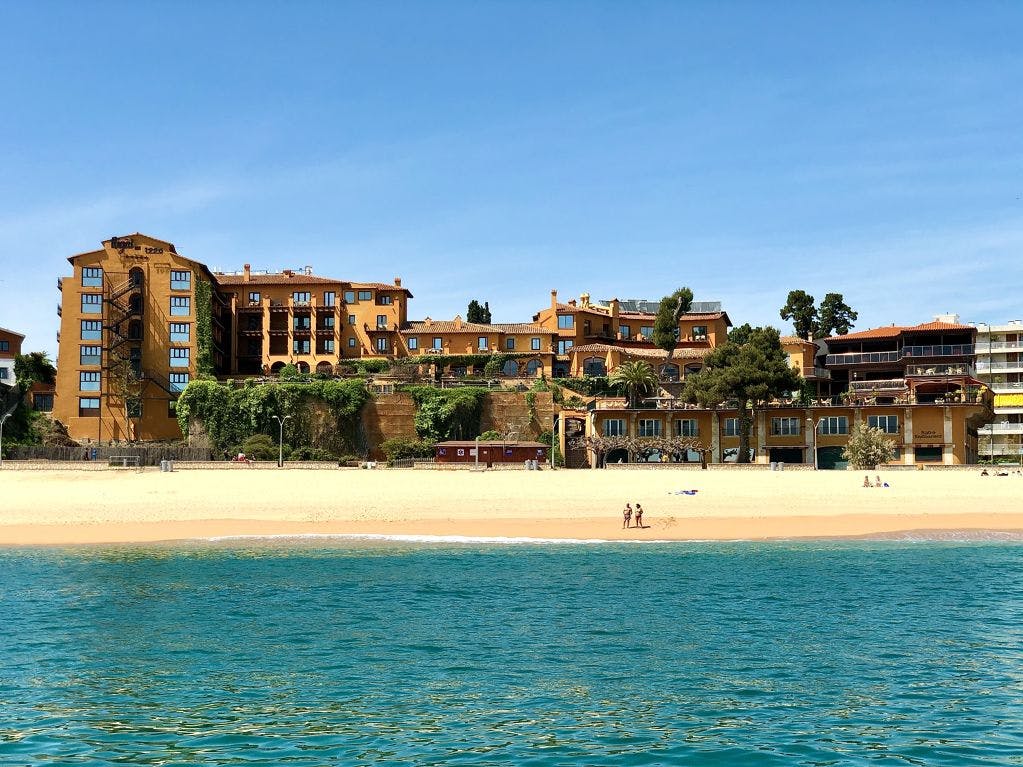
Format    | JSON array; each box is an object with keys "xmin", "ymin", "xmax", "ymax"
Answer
[{"xmin": 1, "ymin": 467, "xmax": 1021, "ymax": 545}]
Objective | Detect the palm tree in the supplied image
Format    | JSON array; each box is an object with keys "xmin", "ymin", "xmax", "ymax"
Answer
[{"xmin": 610, "ymin": 360, "xmax": 657, "ymax": 407}]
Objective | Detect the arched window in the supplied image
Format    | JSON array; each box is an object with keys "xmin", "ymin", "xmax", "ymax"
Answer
[
  {"xmin": 315, "ymin": 361, "xmax": 333, "ymax": 375},
  {"xmin": 583, "ymin": 357, "xmax": 606, "ymax": 376},
  {"xmin": 296, "ymin": 361, "xmax": 310, "ymax": 374},
  {"xmin": 270, "ymin": 362, "xmax": 286, "ymax": 374},
  {"xmin": 502, "ymin": 359, "xmax": 519, "ymax": 376},
  {"xmin": 660, "ymin": 364, "xmax": 680, "ymax": 381},
  {"xmin": 128, "ymin": 293, "xmax": 143, "ymax": 315},
  {"xmin": 128, "ymin": 267, "xmax": 144, "ymax": 287},
  {"xmin": 526, "ymin": 359, "xmax": 543, "ymax": 376}
]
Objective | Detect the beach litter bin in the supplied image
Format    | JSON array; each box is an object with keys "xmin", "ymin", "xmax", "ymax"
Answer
[
  {"xmin": 778, "ymin": 462, "xmax": 784, "ymax": 471},
  {"xmin": 160, "ymin": 460, "xmax": 168, "ymax": 472},
  {"xmin": 770, "ymin": 461, "xmax": 778, "ymax": 471}
]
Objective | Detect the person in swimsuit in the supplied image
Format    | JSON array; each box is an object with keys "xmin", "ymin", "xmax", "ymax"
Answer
[
  {"xmin": 634, "ymin": 503, "xmax": 644, "ymax": 528},
  {"xmin": 623, "ymin": 503, "xmax": 632, "ymax": 528}
]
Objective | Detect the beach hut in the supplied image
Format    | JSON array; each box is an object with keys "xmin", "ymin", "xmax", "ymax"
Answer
[{"xmin": 434, "ymin": 440, "xmax": 548, "ymax": 466}]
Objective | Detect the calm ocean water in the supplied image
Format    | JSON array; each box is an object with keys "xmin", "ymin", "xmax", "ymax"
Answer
[{"xmin": 1, "ymin": 540, "xmax": 1022, "ymax": 766}]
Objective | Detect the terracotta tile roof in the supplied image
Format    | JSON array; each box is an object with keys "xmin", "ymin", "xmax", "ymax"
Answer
[
  {"xmin": 216, "ymin": 273, "xmax": 342, "ymax": 286},
  {"xmin": 780, "ymin": 335, "xmax": 816, "ymax": 346},
  {"xmin": 826, "ymin": 322, "xmax": 975, "ymax": 342},
  {"xmin": 402, "ymin": 319, "xmax": 495, "ymax": 334},
  {"xmin": 349, "ymin": 281, "xmax": 414, "ymax": 296},
  {"xmin": 492, "ymin": 323, "xmax": 556, "ymax": 335},
  {"xmin": 569, "ymin": 343, "xmax": 710, "ymax": 360}
]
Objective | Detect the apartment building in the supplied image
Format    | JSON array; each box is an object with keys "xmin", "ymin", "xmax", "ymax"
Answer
[
  {"xmin": 973, "ymin": 320, "xmax": 1023, "ymax": 462},
  {"xmin": 583, "ymin": 318, "xmax": 993, "ymax": 467},
  {"xmin": 532, "ymin": 290, "xmax": 731, "ymax": 378},
  {"xmin": 398, "ymin": 318, "xmax": 556, "ymax": 377},
  {"xmin": 0, "ymin": 326, "xmax": 23, "ymax": 388}
]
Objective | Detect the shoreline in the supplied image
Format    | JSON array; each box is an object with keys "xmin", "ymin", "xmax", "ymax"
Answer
[{"xmin": 3, "ymin": 468, "xmax": 1022, "ymax": 546}]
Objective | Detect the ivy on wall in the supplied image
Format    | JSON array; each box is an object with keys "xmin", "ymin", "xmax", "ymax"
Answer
[
  {"xmin": 194, "ymin": 276, "xmax": 215, "ymax": 377},
  {"xmin": 400, "ymin": 385, "xmax": 488, "ymax": 441},
  {"xmin": 176, "ymin": 378, "xmax": 371, "ymax": 455}
]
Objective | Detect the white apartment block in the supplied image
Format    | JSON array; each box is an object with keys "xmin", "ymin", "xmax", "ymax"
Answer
[{"xmin": 973, "ymin": 320, "xmax": 1023, "ymax": 462}]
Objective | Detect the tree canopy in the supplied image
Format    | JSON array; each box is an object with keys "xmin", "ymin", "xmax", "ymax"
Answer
[
  {"xmin": 652, "ymin": 287, "xmax": 694, "ymax": 356},
  {"xmin": 467, "ymin": 300, "xmax": 492, "ymax": 324},
  {"xmin": 778, "ymin": 290, "xmax": 858, "ymax": 339},
  {"xmin": 14, "ymin": 352, "xmax": 56, "ymax": 390},
  {"xmin": 682, "ymin": 326, "xmax": 799, "ymax": 463},
  {"xmin": 842, "ymin": 425, "xmax": 897, "ymax": 469},
  {"xmin": 610, "ymin": 360, "xmax": 658, "ymax": 407}
]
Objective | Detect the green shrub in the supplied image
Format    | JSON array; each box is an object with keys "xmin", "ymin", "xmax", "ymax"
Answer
[
  {"xmin": 278, "ymin": 363, "xmax": 301, "ymax": 380},
  {"xmin": 238, "ymin": 434, "xmax": 278, "ymax": 460},
  {"xmin": 479, "ymin": 430, "xmax": 502, "ymax": 441},
  {"xmin": 842, "ymin": 425, "xmax": 897, "ymax": 469},
  {"xmin": 380, "ymin": 437, "xmax": 436, "ymax": 462}
]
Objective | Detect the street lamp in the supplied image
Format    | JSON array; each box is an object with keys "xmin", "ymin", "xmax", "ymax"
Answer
[
  {"xmin": 551, "ymin": 413, "xmax": 558, "ymax": 470},
  {"xmin": 0, "ymin": 413, "xmax": 11, "ymax": 469},
  {"xmin": 272, "ymin": 415, "xmax": 292, "ymax": 468}
]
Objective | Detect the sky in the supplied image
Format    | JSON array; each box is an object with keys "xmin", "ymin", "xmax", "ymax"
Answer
[{"xmin": 1, "ymin": 1, "xmax": 1021, "ymax": 356}]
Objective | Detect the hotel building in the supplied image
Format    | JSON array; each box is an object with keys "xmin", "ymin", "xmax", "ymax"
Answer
[
  {"xmin": 973, "ymin": 320, "xmax": 1023, "ymax": 462},
  {"xmin": 0, "ymin": 325, "xmax": 23, "ymax": 390}
]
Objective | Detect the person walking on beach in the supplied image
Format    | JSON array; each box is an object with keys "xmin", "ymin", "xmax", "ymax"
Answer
[
  {"xmin": 634, "ymin": 503, "xmax": 644, "ymax": 528},
  {"xmin": 623, "ymin": 503, "xmax": 632, "ymax": 528}
]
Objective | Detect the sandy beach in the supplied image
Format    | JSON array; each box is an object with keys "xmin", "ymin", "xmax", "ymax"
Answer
[{"xmin": 0, "ymin": 466, "xmax": 1020, "ymax": 545}]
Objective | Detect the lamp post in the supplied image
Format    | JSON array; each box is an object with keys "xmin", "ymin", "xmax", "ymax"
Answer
[
  {"xmin": 551, "ymin": 413, "xmax": 558, "ymax": 470},
  {"xmin": 806, "ymin": 415, "xmax": 823, "ymax": 470},
  {"xmin": 272, "ymin": 415, "xmax": 292, "ymax": 468},
  {"xmin": 0, "ymin": 413, "xmax": 10, "ymax": 469}
]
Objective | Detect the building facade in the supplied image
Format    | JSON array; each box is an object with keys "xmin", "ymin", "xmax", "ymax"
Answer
[
  {"xmin": 0, "ymin": 326, "xmax": 23, "ymax": 389},
  {"xmin": 973, "ymin": 320, "xmax": 1023, "ymax": 462}
]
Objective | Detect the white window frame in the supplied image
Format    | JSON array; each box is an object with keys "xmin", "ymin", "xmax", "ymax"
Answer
[
  {"xmin": 771, "ymin": 417, "xmax": 800, "ymax": 436},
  {"xmin": 603, "ymin": 419, "xmax": 626, "ymax": 437},
  {"xmin": 638, "ymin": 419, "xmax": 662, "ymax": 437}
]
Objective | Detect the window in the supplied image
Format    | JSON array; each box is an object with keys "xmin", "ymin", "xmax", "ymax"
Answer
[
  {"xmin": 639, "ymin": 419, "xmax": 662, "ymax": 437},
  {"xmin": 79, "ymin": 397, "xmax": 101, "ymax": 417},
  {"xmin": 376, "ymin": 337, "xmax": 388, "ymax": 352},
  {"xmin": 376, "ymin": 315, "xmax": 388, "ymax": 329},
  {"xmin": 292, "ymin": 292, "xmax": 310, "ymax": 305},
  {"xmin": 478, "ymin": 337, "xmax": 488, "ymax": 350},
  {"xmin": 724, "ymin": 418, "xmax": 739, "ymax": 436},
  {"xmin": 433, "ymin": 337, "xmax": 443, "ymax": 350},
  {"xmin": 79, "ymin": 371, "xmax": 101, "ymax": 391},
  {"xmin": 532, "ymin": 337, "xmax": 543, "ymax": 351},
  {"xmin": 408, "ymin": 337, "xmax": 419, "ymax": 350},
  {"xmin": 80, "ymin": 346, "xmax": 102, "ymax": 366},
  {"xmin": 377, "ymin": 295, "xmax": 392, "ymax": 305},
  {"xmin": 34, "ymin": 393, "xmax": 54, "ymax": 411},
  {"xmin": 170, "ymin": 323, "xmax": 190, "ymax": 343},
  {"xmin": 604, "ymin": 419, "xmax": 626, "ymax": 437},
  {"xmin": 506, "ymin": 338, "xmax": 515, "ymax": 351},
  {"xmin": 169, "ymin": 373, "xmax": 189, "ymax": 393},
  {"xmin": 0, "ymin": 340, "xmax": 7, "ymax": 351},
  {"xmin": 170, "ymin": 296, "xmax": 191, "ymax": 316},
  {"xmin": 81, "ymin": 320, "xmax": 103, "ymax": 340},
  {"xmin": 771, "ymin": 417, "xmax": 800, "ymax": 436},
  {"xmin": 293, "ymin": 339, "xmax": 310, "ymax": 354},
  {"xmin": 868, "ymin": 415, "xmax": 899, "ymax": 433},
  {"xmin": 348, "ymin": 338, "xmax": 356, "ymax": 348},
  {"xmin": 557, "ymin": 314, "xmax": 575, "ymax": 329},
  {"xmin": 640, "ymin": 326, "xmax": 654, "ymax": 340},
  {"xmin": 358, "ymin": 290, "xmax": 372, "ymax": 301},
  {"xmin": 692, "ymin": 325, "xmax": 708, "ymax": 341},
  {"xmin": 557, "ymin": 339, "xmax": 574, "ymax": 355},
  {"xmin": 344, "ymin": 290, "xmax": 356, "ymax": 304},
  {"xmin": 81, "ymin": 294, "xmax": 103, "ymax": 314},
  {"xmin": 294, "ymin": 316, "xmax": 311, "ymax": 330},
  {"xmin": 169, "ymin": 348, "xmax": 190, "ymax": 368},
  {"xmin": 676, "ymin": 419, "xmax": 699, "ymax": 437},
  {"xmin": 248, "ymin": 291, "xmax": 261, "ymax": 305},
  {"xmin": 348, "ymin": 314, "xmax": 356, "ymax": 325},
  {"xmin": 170, "ymin": 270, "xmax": 191, "ymax": 290},
  {"xmin": 323, "ymin": 292, "xmax": 336, "ymax": 307},
  {"xmin": 321, "ymin": 316, "xmax": 335, "ymax": 329},
  {"xmin": 323, "ymin": 339, "xmax": 335, "ymax": 353},
  {"xmin": 0, "ymin": 368, "xmax": 7, "ymax": 379},
  {"xmin": 82, "ymin": 267, "xmax": 103, "ymax": 287},
  {"xmin": 819, "ymin": 416, "xmax": 849, "ymax": 435}
]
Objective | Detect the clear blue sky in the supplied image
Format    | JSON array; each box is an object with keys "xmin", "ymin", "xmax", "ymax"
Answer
[{"xmin": 2, "ymin": 1, "xmax": 1021, "ymax": 356}]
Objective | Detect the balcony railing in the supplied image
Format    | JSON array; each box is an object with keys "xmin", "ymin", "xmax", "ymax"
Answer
[
  {"xmin": 979, "ymin": 423, "xmax": 1023, "ymax": 433},
  {"xmin": 850, "ymin": 379, "xmax": 906, "ymax": 391},
  {"xmin": 905, "ymin": 364, "xmax": 973, "ymax": 377},
  {"xmin": 976, "ymin": 361, "xmax": 1023, "ymax": 372},
  {"xmin": 990, "ymin": 382, "xmax": 1023, "ymax": 391},
  {"xmin": 901, "ymin": 344, "xmax": 974, "ymax": 358},
  {"xmin": 826, "ymin": 351, "xmax": 900, "ymax": 366},
  {"xmin": 979, "ymin": 340, "xmax": 1023, "ymax": 352}
]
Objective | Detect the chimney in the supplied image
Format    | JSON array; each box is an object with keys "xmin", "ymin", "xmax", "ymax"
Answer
[
  {"xmin": 568, "ymin": 299, "xmax": 577, "ymax": 307},
  {"xmin": 243, "ymin": 264, "xmax": 251, "ymax": 282},
  {"xmin": 580, "ymin": 292, "xmax": 590, "ymax": 308},
  {"xmin": 551, "ymin": 289, "xmax": 558, "ymax": 311},
  {"xmin": 304, "ymin": 265, "xmax": 312, "ymax": 276},
  {"xmin": 454, "ymin": 314, "xmax": 462, "ymax": 329},
  {"xmin": 283, "ymin": 269, "xmax": 293, "ymax": 278},
  {"xmin": 610, "ymin": 298, "xmax": 620, "ymax": 321},
  {"xmin": 394, "ymin": 277, "xmax": 402, "ymax": 287}
]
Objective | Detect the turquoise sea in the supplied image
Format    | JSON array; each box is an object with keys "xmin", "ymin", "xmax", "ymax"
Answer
[{"xmin": 1, "ymin": 540, "xmax": 1022, "ymax": 766}]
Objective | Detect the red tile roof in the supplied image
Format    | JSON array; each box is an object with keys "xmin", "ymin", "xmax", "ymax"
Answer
[
  {"xmin": 216, "ymin": 273, "xmax": 342, "ymax": 286},
  {"xmin": 569, "ymin": 343, "xmax": 709, "ymax": 360},
  {"xmin": 826, "ymin": 322, "xmax": 975, "ymax": 342}
]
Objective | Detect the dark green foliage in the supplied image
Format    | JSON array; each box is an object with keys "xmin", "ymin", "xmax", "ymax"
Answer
[
  {"xmin": 237, "ymin": 434, "xmax": 277, "ymax": 460},
  {"xmin": 380, "ymin": 437, "xmax": 436, "ymax": 462},
  {"xmin": 278, "ymin": 363, "xmax": 301, "ymax": 380},
  {"xmin": 176, "ymin": 378, "xmax": 371, "ymax": 455},
  {"xmin": 560, "ymin": 376, "xmax": 614, "ymax": 397},
  {"xmin": 779, "ymin": 290, "xmax": 817, "ymax": 340},
  {"xmin": 397, "ymin": 353, "xmax": 522, "ymax": 372},
  {"xmin": 402, "ymin": 385, "xmax": 488, "ymax": 441},
  {"xmin": 682, "ymin": 326, "xmax": 800, "ymax": 464},
  {"xmin": 479, "ymin": 430, "xmax": 503, "ymax": 440},
  {"xmin": 194, "ymin": 277, "xmax": 215, "ymax": 377},
  {"xmin": 14, "ymin": 352, "xmax": 56, "ymax": 389},
  {"xmin": 537, "ymin": 430, "xmax": 563, "ymax": 467},
  {"xmin": 483, "ymin": 357, "xmax": 502, "ymax": 377},
  {"xmin": 816, "ymin": 293, "xmax": 858, "ymax": 337},
  {"xmin": 610, "ymin": 361, "xmax": 658, "ymax": 407},
  {"xmin": 653, "ymin": 287, "xmax": 694, "ymax": 354},
  {"xmin": 466, "ymin": 300, "xmax": 492, "ymax": 324}
]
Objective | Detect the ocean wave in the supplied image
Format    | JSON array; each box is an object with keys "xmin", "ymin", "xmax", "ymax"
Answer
[{"xmin": 198, "ymin": 533, "xmax": 688, "ymax": 545}]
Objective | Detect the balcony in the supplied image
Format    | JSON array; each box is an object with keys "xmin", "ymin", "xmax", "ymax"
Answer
[
  {"xmin": 906, "ymin": 364, "xmax": 973, "ymax": 377},
  {"xmin": 901, "ymin": 344, "xmax": 974, "ymax": 358},
  {"xmin": 799, "ymin": 366, "xmax": 832, "ymax": 379},
  {"xmin": 980, "ymin": 340, "xmax": 1023, "ymax": 352},
  {"xmin": 57, "ymin": 304, "xmax": 62, "ymax": 317},
  {"xmin": 979, "ymin": 423, "xmax": 1023, "ymax": 434},
  {"xmin": 976, "ymin": 360, "xmax": 1023, "ymax": 373},
  {"xmin": 826, "ymin": 351, "xmax": 900, "ymax": 366},
  {"xmin": 850, "ymin": 379, "xmax": 906, "ymax": 392},
  {"xmin": 57, "ymin": 277, "xmax": 64, "ymax": 291},
  {"xmin": 990, "ymin": 382, "xmax": 1023, "ymax": 392}
]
